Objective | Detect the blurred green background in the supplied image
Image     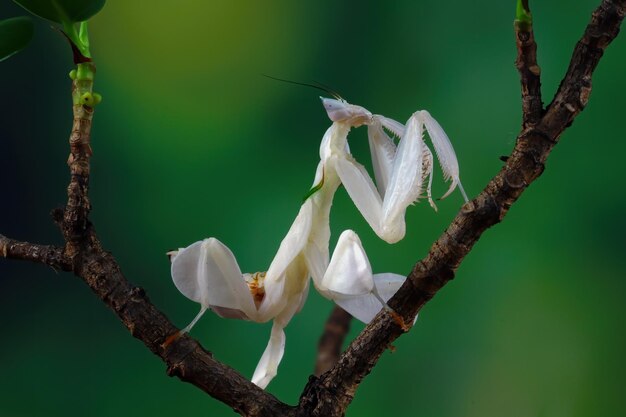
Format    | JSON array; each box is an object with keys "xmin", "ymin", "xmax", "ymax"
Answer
[{"xmin": 1, "ymin": 1, "xmax": 625, "ymax": 416}]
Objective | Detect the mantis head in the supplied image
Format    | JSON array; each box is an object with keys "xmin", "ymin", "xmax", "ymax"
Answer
[{"xmin": 321, "ymin": 97, "xmax": 372, "ymax": 127}]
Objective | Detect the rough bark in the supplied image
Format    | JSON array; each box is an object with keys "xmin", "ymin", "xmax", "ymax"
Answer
[
  {"xmin": 314, "ymin": 306, "xmax": 353, "ymax": 377},
  {"xmin": 63, "ymin": 63, "xmax": 96, "ymax": 258},
  {"xmin": 515, "ymin": 0, "xmax": 543, "ymax": 128}
]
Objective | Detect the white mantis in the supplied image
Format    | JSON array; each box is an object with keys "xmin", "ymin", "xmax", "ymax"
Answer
[{"xmin": 169, "ymin": 96, "xmax": 467, "ymax": 388}]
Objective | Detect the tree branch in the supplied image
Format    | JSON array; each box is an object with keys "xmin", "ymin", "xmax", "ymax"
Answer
[
  {"xmin": 63, "ymin": 63, "xmax": 96, "ymax": 258},
  {"xmin": 314, "ymin": 306, "xmax": 352, "ymax": 377},
  {"xmin": 0, "ymin": 234, "xmax": 292, "ymax": 415},
  {"xmin": 515, "ymin": 0, "xmax": 543, "ymax": 128},
  {"xmin": 0, "ymin": 235, "xmax": 70, "ymax": 271},
  {"xmin": 74, "ymin": 236, "xmax": 293, "ymax": 417},
  {"xmin": 301, "ymin": 1, "xmax": 626, "ymax": 415}
]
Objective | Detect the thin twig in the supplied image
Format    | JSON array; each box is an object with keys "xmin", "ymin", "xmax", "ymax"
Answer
[
  {"xmin": 314, "ymin": 306, "xmax": 352, "ymax": 376},
  {"xmin": 515, "ymin": 0, "xmax": 543, "ymax": 128},
  {"xmin": 63, "ymin": 63, "xmax": 96, "ymax": 258},
  {"xmin": 0, "ymin": 235, "xmax": 70, "ymax": 271}
]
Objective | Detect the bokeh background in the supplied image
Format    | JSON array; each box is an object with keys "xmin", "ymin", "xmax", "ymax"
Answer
[{"xmin": 1, "ymin": 1, "xmax": 625, "ymax": 416}]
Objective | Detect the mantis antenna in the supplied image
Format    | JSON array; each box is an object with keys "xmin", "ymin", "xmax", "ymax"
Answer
[{"xmin": 262, "ymin": 74, "xmax": 344, "ymax": 101}]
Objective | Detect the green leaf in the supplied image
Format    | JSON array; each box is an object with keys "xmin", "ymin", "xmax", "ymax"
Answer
[
  {"xmin": 0, "ymin": 16, "xmax": 34, "ymax": 62},
  {"xmin": 13, "ymin": 0, "xmax": 106, "ymax": 24}
]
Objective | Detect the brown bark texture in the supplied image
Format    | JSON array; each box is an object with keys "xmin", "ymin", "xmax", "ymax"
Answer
[
  {"xmin": 1, "ymin": 1, "xmax": 625, "ymax": 416},
  {"xmin": 314, "ymin": 306, "xmax": 353, "ymax": 377}
]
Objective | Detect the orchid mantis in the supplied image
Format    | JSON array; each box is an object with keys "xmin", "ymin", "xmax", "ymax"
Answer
[{"xmin": 170, "ymin": 96, "xmax": 467, "ymax": 388}]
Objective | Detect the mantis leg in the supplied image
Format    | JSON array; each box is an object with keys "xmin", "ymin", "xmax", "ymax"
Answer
[
  {"xmin": 367, "ymin": 119, "xmax": 397, "ymax": 197},
  {"xmin": 251, "ymin": 279, "xmax": 309, "ymax": 388},
  {"xmin": 258, "ymin": 200, "xmax": 313, "ymax": 319},
  {"xmin": 334, "ymin": 114, "xmax": 425, "ymax": 243},
  {"xmin": 334, "ymin": 273, "xmax": 406, "ymax": 323},
  {"xmin": 338, "ymin": 110, "xmax": 468, "ymax": 243},
  {"xmin": 252, "ymin": 320, "xmax": 286, "ymax": 389},
  {"xmin": 309, "ymin": 230, "xmax": 406, "ymax": 324},
  {"xmin": 416, "ymin": 110, "xmax": 468, "ymax": 201},
  {"xmin": 375, "ymin": 112, "xmax": 467, "ymax": 201},
  {"xmin": 171, "ymin": 238, "xmax": 259, "ymax": 326},
  {"xmin": 318, "ymin": 230, "xmax": 374, "ymax": 298}
]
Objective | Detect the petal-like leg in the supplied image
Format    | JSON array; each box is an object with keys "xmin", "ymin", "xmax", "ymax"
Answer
[
  {"xmin": 367, "ymin": 119, "xmax": 397, "ymax": 197},
  {"xmin": 261, "ymin": 252, "xmax": 310, "ymax": 319},
  {"xmin": 303, "ymin": 243, "xmax": 327, "ymax": 290},
  {"xmin": 265, "ymin": 200, "xmax": 313, "ymax": 287},
  {"xmin": 171, "ymin": 239, "xmax": 258, "ymax": 322},
  {"xmin": 320, "ymin": 230, "xmax": 374, "ymax": 298},
  {"xmin": 418, "ymin": 110, "xmax": 468, "ymax": 201},
  {"xmin": 251, "ymin": 282, "xmax": 308, "ymax": 388},
  {"xmin": 334, "ymin": 273, "xmax": 405, "ymax": 323},
  {"xmin": 258, "ymin": 200, "xmax": 314, "ymax": 319},
  {"xmin": 381, "ymin": 114, "xmax": 424, "ymax": 223},
  {"xmin": 335, "ymin": 116, "xmax": 425, "ymax": 243},
  {"xmin": 251, "ymin": 321, "xmax": 286, "ymax": 389}
]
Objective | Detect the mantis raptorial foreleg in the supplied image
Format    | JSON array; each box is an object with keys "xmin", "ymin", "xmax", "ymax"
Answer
[
  {"xmin": 373, "ymin": 112, "xmax": 468, "ymax": 201},
  {"xmin": 321, "ymin": 98, "xmax": 468, "ymax": 244}
]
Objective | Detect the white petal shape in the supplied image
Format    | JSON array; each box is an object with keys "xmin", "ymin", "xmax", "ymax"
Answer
[
  {"xmin": 335, "ymin": 273, "xmax": 405, "ymax": 323},
  {"xmin": 304, "ymin": 243, "xmax": 327, "ymax": 289},
  {"xmin": 295, "ymin": 276, "xmax": 311, "ymax": 314},
  {"xmin": 210, "ymin": 306, "xmax": 251, "ymax": 320},
  {"xmin": 262, "ymin": 253, "xmax": 309, "ymax": 319},
  {"xmin": 252, "ymin": 284, "xmax": 307, "ymax": 388},
  {"xmin": 382, "ymin": 114, "xmax": 424, "ymax": 225},
  {"xmin": 260, "ymin": 200, "xmax": 313, "ymax": 317},
  {"xmin": 171, "ymin": 239, "xmax": 257, "ymax": 321},
  {"xmin": 265, "ymin": 200, "xmax": 313, "ymax": 286},
  {"xmin": 321, "ymin": 230, "xmax": 373, "ymax": 297},
  {"xmin": 333, "ymin": 156, "xmax": 385, "ymax": 234},
  {"xmin": 251, "ymin": 321, "xmax": 286, "ymax": 389},
  {"xmin": 367, "ymin": 120, "xmax": 397, "ymax": 197},
  {"xmin": 418, "ymin": 110, "xmax": 468, "ymax": 201}
]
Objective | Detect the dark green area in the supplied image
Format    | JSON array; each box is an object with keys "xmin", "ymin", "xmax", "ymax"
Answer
[
  {"xmin": 1, "ymin": 1, "xmax": 625, "ymax": 416},
  {"xmin": 13, "ymin": 0, "xmax": 105, "ymax": 23},
  {"xmin": 0, "ymin": 16, "xmax": 33, "ymax": 62}
]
